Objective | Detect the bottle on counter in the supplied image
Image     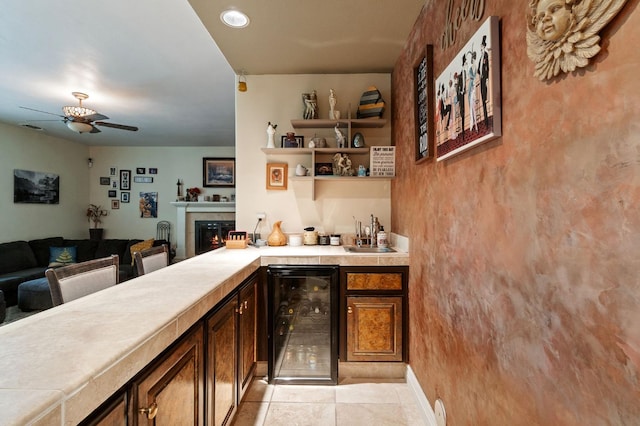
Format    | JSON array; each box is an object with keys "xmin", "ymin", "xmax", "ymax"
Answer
[{"xmin": 377, "ymin": 226, "xmax": 388, "ymax": 248}]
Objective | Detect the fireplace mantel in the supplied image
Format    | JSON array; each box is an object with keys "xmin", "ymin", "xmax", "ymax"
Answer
[{"xmin": 170, "ymin": 202, "xmax": 236, "ymax": 259}]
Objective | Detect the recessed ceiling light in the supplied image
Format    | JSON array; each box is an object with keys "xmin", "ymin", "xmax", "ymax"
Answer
[{"xmin": 220, "ymin": 10, "xmax": 250, "ymax": 28}]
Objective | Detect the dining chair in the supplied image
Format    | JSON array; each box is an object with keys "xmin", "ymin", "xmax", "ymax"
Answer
[
  {"xmin": 134, "ymin": 244, "xmax": 169, "ymax": 276},
  {"xmin": 45, "ymin": 255, "xmax": 120, "ymax": 306}
]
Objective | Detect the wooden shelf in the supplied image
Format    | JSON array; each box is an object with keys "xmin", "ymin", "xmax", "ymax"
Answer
[
  {"xmin": 262, "ymin": 147, "xmax": 369, "ymax": 155},
  {"xmin": 290, "ymin": 118, "xmax": 387, "ymax": 129}
]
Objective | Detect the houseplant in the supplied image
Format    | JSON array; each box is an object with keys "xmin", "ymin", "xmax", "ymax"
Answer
[{"xmin": 87, "ymin": 204, "xmax": 108, "ymax": 240}]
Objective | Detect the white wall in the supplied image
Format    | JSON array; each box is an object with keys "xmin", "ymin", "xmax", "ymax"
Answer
[
  {"xmin": 87, "ymin": 146, "xmax": 235, "ymax": 241},
  {"xmin": 0, "ymin": 123, "xmax": 90, "ymax": 242},
  {"xmin": 235, "ymin": 74, "xmax": 392, "ymax": 240}
]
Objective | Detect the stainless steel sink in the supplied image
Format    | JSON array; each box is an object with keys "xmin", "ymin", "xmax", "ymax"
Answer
[{"xmin": 343, "ymin": 246, "xmax": 396, "ymax": 253}]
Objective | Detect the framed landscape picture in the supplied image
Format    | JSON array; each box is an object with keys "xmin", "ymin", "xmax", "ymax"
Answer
[
  {"xmin": 435, "ymin": 16, "xmax": 501, "ymax": 161},
  {"xmin": 203, "ymin": 158, "xmax": 235, "ymax": 187},
  {"xmin": 13, "ymin": 169, "xmax": 59, "ymax": 204}
]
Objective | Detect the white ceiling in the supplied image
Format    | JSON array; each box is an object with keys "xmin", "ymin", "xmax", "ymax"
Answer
[{"xmin": 0, "ymin": 1, "xmax": 424, "ymax": 147}]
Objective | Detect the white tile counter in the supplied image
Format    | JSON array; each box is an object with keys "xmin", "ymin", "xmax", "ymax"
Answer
[{"xmin": 0, "ymin": 245, "xmax": 407, "ymax": 425}]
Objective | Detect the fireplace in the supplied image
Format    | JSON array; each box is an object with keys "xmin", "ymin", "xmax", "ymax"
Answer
[{"xmin": 195, "ymin": 220, "xmax": 236, "ymax": 254}]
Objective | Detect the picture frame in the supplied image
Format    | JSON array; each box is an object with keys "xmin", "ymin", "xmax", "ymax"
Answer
[
  {"xmin": 414, "ymin": 44, "xmax": 434, "ymax": 163},
  {"xmin": 121, "ymin": 192, "xmax": 130, "ymax": 203},
  {"xmin": 139, "ymin": 191, "xmax": 158, "ymax": 218},
  {"xmin": 203, "ymin": 157, "xmax": 235, "ymax": 188},
  {"xmin": 315, "ymin": 163, "xmax": 333, "ymax": 176},
  {"xmin": 136, "ymin": 167, "xmax": 145, "ymax": 174},
  {"xmin": 281, "ymin": 135, "xmax": 304, "ymax": 148},
  {"xmin": 111, "ymin": 200, "xmax": 120, "ymax": 209},
  {"xmin": 109, "ymin": 167, "xmax": 117, "ymax": 176},
  {"xmin": 119, "ymin": 169, "xmax": 131, "ymax": 190},
  {"xmin": 149, "ymin": 168, "xmax": 158, "ymax": 174},
  {"xmin": 108, "ymin": 190, "xmax": 117, "ymax": 198},
  {"xmin": 133, "ymin": 176, "xmax": 153, "ymax": 183},
  {"xmin": 13, "ymin": 169, "xmax": 59, "ymax": 204},
  {"xmin": 99, "ymin": 177, "xmax": 111, "ymax": 185},
  {"xmin": 266, "ymin": 163, "xmax": 288, "ymax": 190},
  {"xmin": 435, "ymin": 16, "xmax": 501, "ymax": 161}
]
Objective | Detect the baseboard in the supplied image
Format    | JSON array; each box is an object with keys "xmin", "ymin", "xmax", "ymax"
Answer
[{"xmin": 406, "ymin": 365, "xmax": 438, "ymax": 426}]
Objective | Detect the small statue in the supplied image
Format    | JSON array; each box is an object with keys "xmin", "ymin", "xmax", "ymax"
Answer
[
  {"xmin": 334, "ymin": 123, "xmax": 346, "ymax": 148},
  {"xmin": 302, "ymin": 90, "xmax": 318, "ymax": 119},
  {"xmin": 329, "ymin": 89, "xmax": 337, "ymax": 119},
  {"xmin": 266, "ymin": 122, "xmax": 277, "ymax": 148},
  {"xmin": 332, "ymin": 152, "xmax": 354, "ymax": 176}
]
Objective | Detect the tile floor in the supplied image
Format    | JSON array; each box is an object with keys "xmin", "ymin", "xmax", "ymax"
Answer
[{"xmin": 232, "ymin": 377, "xmax": 426, "ymax": 426}]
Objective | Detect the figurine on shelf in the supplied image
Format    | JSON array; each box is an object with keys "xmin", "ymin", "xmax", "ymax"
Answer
[
  {"xmin": 266, "ymin": 122, "xmax": 277, "ymax": 148},
  {"xmin": 334, "ymin": 123, "xmax": 346, "ymax": 148},
  {"xmin": 329, "ymin": 89, "xmax": 337, "ymax": 119},
  {"xmin": 302, "ymin": 90, "xmax": 318, "ymax": 119}
]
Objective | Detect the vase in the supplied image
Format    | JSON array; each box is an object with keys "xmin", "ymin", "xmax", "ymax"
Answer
[{"xmin": 267, "ymin": 221, "xmax": 287, "ymax": 246}]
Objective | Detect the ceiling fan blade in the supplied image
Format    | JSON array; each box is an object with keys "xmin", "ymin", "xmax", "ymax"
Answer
[
  {"xmin": 90, "ymin": 125, "xmax": 101, "ymax": 134},
  {"xmin": 84, "ymin": 112, "xmax": 109, "ymax": 121},
  {"xmin": 19, "ymin": 106, "xmax": 65, "ymax": 118},
  {"xmin": 94, "ymin": 121, "xmax": 139, "ymax": 132}
]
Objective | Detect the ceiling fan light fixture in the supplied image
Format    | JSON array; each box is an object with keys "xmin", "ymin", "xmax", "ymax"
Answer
[
  {"xmin": 220, "ymin": 10, "xmax": 250, "ymax": 28},
  {"xmin": 62, "ymin": 105, "xmax": 97, "ymax": 117},
  {"xmin": 67, "ymin": 121, "xmax": 93, "ymax": 133}
]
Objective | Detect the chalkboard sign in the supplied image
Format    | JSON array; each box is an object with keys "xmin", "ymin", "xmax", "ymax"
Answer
[{"xmin": 414, "ymin": 45, "xmax": 434, "ymax": 163}]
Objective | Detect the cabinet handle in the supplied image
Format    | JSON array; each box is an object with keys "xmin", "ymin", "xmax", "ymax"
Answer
[
  {"xmin": 244, "ymin": 300, "xmax": 248, "ymax": 310},
  {"xmin": 347, "ymin": 306, "xmax": 353, "ymax": 314},
  {"xmin": 239, "ymin": 304, "xmax": 244, "ymax": 315},
  {"xmin": 139, "ymin": 401, "xmax": 158, "ymax": 419}
]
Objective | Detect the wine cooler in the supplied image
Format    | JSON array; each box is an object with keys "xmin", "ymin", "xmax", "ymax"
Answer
[{"xmin": 267, "ymin": 265, "xmax": 339, "ymax": 385}]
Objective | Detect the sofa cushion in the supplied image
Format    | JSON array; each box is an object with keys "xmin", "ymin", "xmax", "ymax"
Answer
[
  {"xmin": 48, "ymin": 246, "xmax": 77, "ymax": 268},
  {"xmin": 129, "ymin": 239, "xmax": 155, "ymax": 265},
  {"xmin": 28, "ymin": 237, "xmax": 64, "ymax": 267},
  {"xmin": 0, "ymin": 241, "xmax": 38, "ymax": 274},
  {"xmin": 95, "ymin": 239, "xmax": 130, "ymax": 261},
  {"xmin": 63, "ymin": 239, "xmax": 99, "ymax": 262}
]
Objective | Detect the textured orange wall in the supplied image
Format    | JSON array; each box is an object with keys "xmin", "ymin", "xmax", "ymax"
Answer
[{"xmin": 392, "ymin": 1, "xmax": 640, "ymax": 424}]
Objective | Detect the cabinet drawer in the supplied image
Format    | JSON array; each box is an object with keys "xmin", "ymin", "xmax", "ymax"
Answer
[{"xmin": 346, "ymin": 272, "xmax": 402, "ymax": 290}]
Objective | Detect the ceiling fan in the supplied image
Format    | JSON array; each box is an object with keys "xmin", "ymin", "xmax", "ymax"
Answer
[{"xmin": 20, "ymin": 92, "xmax": 139, "ymax": 134}]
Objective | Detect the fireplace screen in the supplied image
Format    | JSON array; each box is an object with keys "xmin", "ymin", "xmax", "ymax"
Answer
[{"xmin": 194, "ymin": 220, "xmax": 236, "ymax": 254}]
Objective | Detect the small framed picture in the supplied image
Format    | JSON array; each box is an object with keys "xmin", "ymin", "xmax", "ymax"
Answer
[
  {"xmin": 111, "ymin": 200, "xmax": 120, "ymax": 209},
  {"xmin": 281, "ymin": 135, "xmax": 304, "ymax": 148},
  {"xmin": 134, "ymin": 176, "xmax": 153, "ymax": 183},
  {"xmin": 266, "ymin": 163, "xmax": 288, "ymax": 190},
  {"xmin": 315, "ymin": 163, "xmax": 334, "ymax": 176},
  {"xmin": 121, "ymin": 192, "xmax": 130, "ymax": 203},
  {"xmin": 136, "ymin": 167, "xmax": 145, "ymax": 174},
  {"xmin": 149, "ymin": 168, "xmax": 158, "ymax": 174},
  {"xmin": 109, "ymin": 167, "xmax": 117, "ymax": 176},
  {"xmin": 108, "ymin": 190, "xmax": 117, "ymax": 198},
  {"xmin": 112, "ymin": 181, "xmax": 117, "ymax": 188},
  {"xmin": 203, "ymin": 158, "xmax": 235, "ymax": 187},
  {"xmin": 120, "ymin": 170, "xmax": 131, "ymax": 190},
  {"xmin": 100, "ymin": 177, "xmax": 110, "ymax": 185}
]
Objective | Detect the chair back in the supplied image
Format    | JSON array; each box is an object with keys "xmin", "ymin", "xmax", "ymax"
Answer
[
  {"xmin": 156, "ymin": 220, "xmax": 171, "ymax": 244},
  {"xmin": 45, "ymin": 255, "xmax": 120, "ymax": 306},
  {"xmin": 134, "ymin": 244, "xmax": 169, "ymax": 276}
]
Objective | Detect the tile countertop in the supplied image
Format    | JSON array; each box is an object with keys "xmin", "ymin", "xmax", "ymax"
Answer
[{"xmin": 0, "ymin": 244, "xmax": 408, "ymax": 425}]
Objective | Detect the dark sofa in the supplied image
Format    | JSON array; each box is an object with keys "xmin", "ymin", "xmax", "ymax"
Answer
[{"xmin": 0, "ymin": 237, "xmax": 157, "ymax": 307}]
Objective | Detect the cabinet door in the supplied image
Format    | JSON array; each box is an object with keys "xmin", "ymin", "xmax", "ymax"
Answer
[
  {"xmin": 81, "ymin": 392, "xmax": 127, "ymax": 426},
  {"xmin": 207, "ymin": 297, "xmax": 238, "ymax": 426},
  {"xmin": 130, "ymin": 326, "xmax": 204, "ymax": 425},
  {"xmin": 346, "ymin": 296, "xmax": 403, "ymax": 361},
  {"xmin": 238, "ymin": 278, "xmax": 257, "ymax": 399}
]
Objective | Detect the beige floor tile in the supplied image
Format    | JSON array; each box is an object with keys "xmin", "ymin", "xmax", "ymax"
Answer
[
  {"xmin": 335, "ymin": 381, "xmax": 402, "ymax": 404},
  {"xmin": 264, "ymin": 402, "xmax": 336, "ymax": 426},
  {"xmin": 336, "ymin": 403, "xmax": 411, "ymax": 426},
  {"xmin": 231, "ymin": 402, "xmax": 269, "ymax": 426},
  {"xmin": 271, "ymin": 385, "xmax": 336, "ymax": 403},
  {"xmin": 243, "ymin": 378, "xmax": 274, "ymax": 402}
]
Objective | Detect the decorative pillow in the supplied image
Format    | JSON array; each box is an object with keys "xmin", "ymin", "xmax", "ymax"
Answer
[
  {"xmin": 48, "ymin": 246, "xmax": 77, "ymax": 268},
  {"xmin": 129, "ymin": 239, "xmax": 155, "ymax": 265}
]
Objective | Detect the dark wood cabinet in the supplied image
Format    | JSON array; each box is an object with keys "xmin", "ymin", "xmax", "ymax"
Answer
[
  {"xmin": 340, "ymin": 266, "xmax": 408, "ymax": 362},
  {"xmin": 238, "ymin": 276, "xmax": 257, "ymax": 400},
  {"xmin": 80, "ymin": 392, "xmax": 127, "ymax": 426},
  {"xmin": 129, "ymin": 325, "xmax": 205, "ymax": 425},
  {"xmin": 207, "ymin": 296, "xmax": 238, "ymax": 426}
]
